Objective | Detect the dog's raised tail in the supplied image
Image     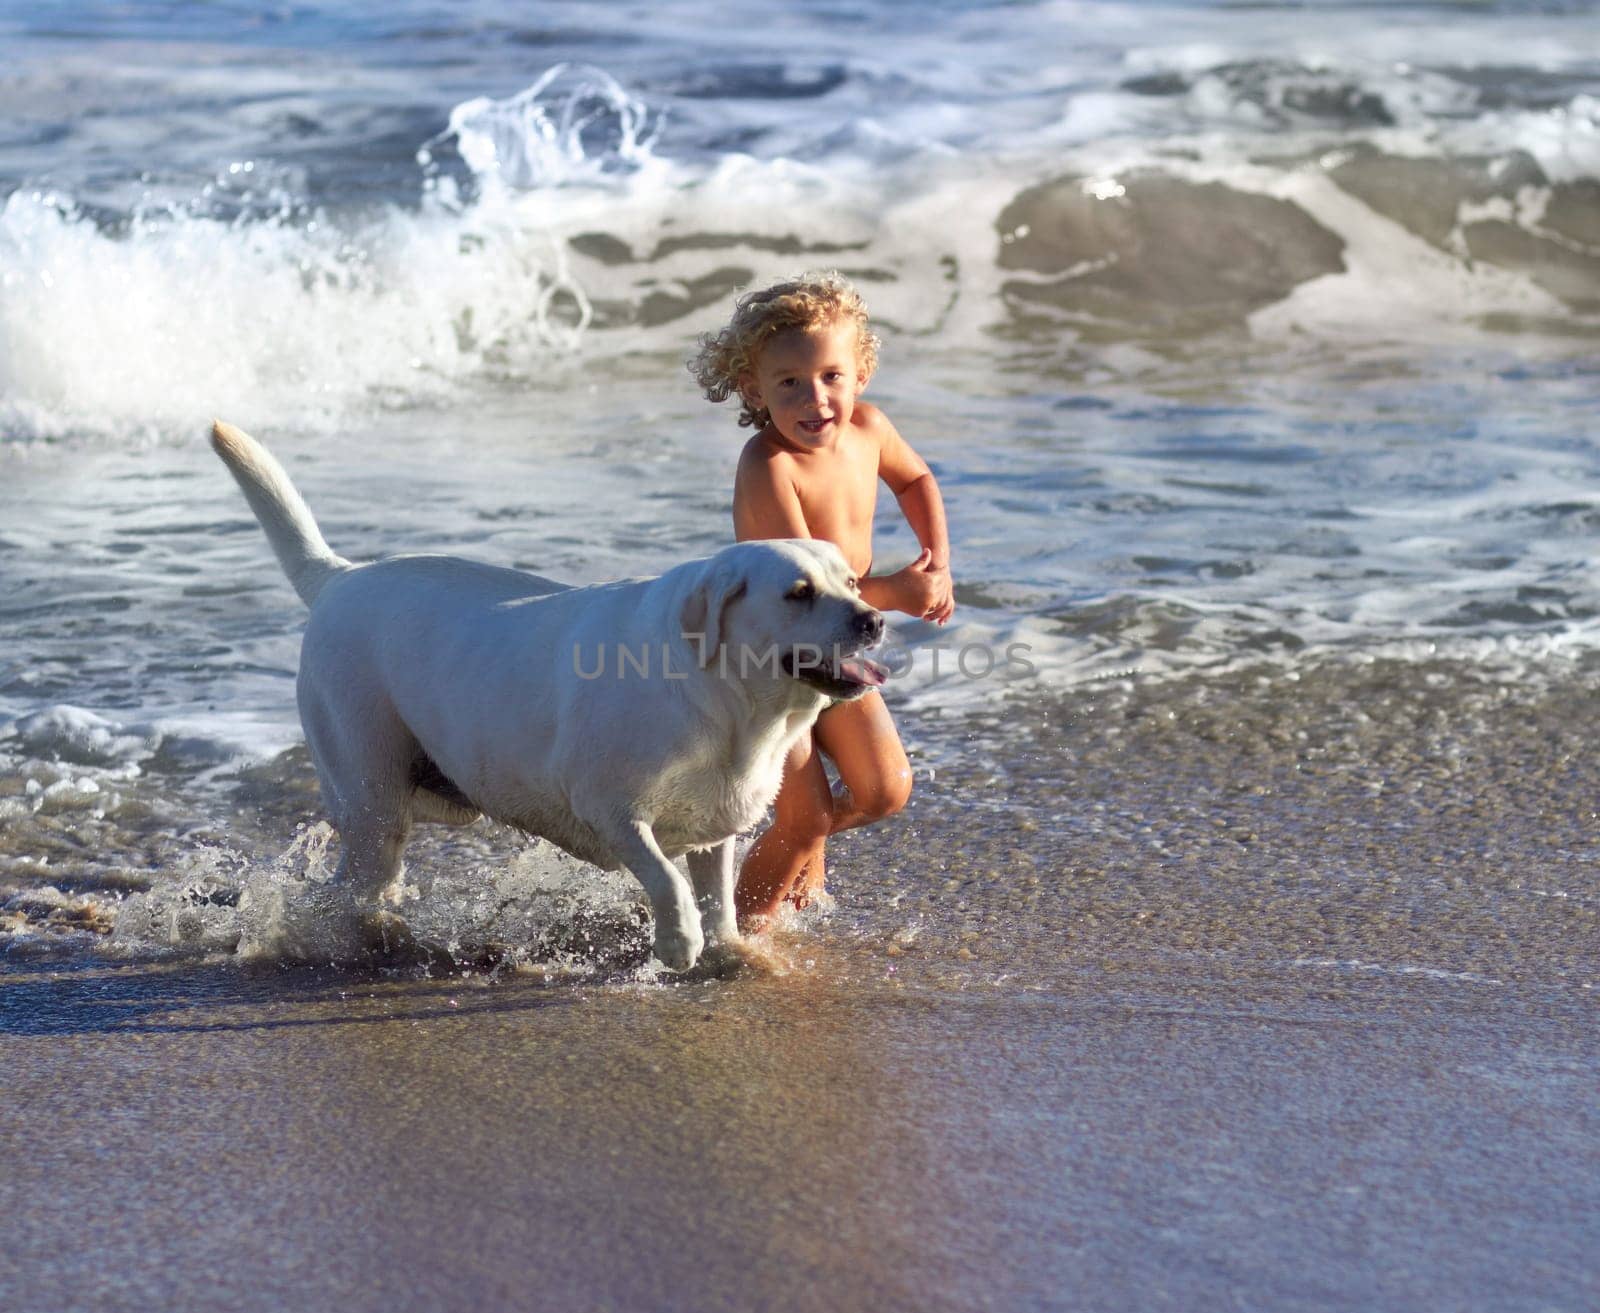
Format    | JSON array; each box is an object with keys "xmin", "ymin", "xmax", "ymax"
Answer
[{"xmin": 211, "ymin": 420, "xmax": 350, "ymax": 606}]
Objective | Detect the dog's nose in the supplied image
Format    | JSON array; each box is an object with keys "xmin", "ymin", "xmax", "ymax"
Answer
[{"xmin": 855, "ymin": 609, "xmax": 884, "ymax": 643}]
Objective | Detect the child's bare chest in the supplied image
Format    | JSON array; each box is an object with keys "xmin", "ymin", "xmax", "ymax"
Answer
[{"xmin": 792, "ymin": 445, "xmax": 879, "ymax": 573}]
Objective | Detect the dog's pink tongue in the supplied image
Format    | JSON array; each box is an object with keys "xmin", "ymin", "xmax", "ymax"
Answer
[{"xmin": 840, "ymin": 655, "xmax": 888, "ymax": 687}]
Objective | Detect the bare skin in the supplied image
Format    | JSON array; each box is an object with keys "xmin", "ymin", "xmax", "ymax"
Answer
[{"xmin": 729, "ymin": 318, "xmax": 954, "ymax": 927}]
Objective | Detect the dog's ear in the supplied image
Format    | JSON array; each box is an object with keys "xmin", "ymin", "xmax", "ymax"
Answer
[{"xmin": 682, "ymin": 570, "xmax": 748, "ymax": 669}]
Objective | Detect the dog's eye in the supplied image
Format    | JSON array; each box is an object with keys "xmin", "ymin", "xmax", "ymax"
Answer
[
  {"xmin": 786, "ymin": 580, "xmax": 815, "ymax": 602},
  {"xmin": 846, "ymin": 576, "xmax": 858, "ymax": 592}
]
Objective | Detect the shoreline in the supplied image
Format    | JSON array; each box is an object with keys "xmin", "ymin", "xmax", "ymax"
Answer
[{"xmin": 4, "ymin": 654, "xmax": 1597, "ymax": 1310}]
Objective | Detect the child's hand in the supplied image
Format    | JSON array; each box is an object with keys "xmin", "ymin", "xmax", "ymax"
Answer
[{"xmin": 894, "ymin": 548, "xmax": 955, "ymax": 625}]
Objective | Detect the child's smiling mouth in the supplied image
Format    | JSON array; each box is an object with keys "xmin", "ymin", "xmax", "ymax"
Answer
[{"xmin": 798, "ymin": 417, "xmax": 832, "ymax": 434}]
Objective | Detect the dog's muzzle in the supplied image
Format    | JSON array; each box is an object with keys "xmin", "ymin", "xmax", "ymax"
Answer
[{"xmin": 781, "ymin": 606, "xmax": 889, "ymax": 698}]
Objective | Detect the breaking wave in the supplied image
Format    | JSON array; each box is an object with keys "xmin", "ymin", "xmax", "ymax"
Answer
[{"xmin": 1, "ymin": 54, "xmax": 1596, "ymax": 443}]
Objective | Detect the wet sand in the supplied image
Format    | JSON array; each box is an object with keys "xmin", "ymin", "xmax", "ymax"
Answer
[
  {"xmin": 2, "ymin": 959, "xmax": 1593, "ymax": 1312},
  {"xmin": 3, "ymin": 657, "xmax": 1597, "ymax": 1311}
]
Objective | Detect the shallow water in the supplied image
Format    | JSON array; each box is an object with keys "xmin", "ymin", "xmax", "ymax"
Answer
[{"xmin": 3, "ymin": 2, "xmax": 1599, "ymax": 1307}]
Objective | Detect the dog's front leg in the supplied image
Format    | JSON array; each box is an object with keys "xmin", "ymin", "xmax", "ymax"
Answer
[
  {"xmin": 606, "ymin": 819, "xmax": 705, "ymax": 971},
  {"xmin": 686, "ymin": 839, "xmax": 739, "ymax": 955}
]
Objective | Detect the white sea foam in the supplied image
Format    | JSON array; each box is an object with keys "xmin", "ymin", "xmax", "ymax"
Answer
[
  {"xmin": 0, "ymin": 185, "xmax": 587, "ymax": 439},
  {"xmin": 0, "ymin": 700, "xmax": 304, "ymax": 777},
  {"xmin": 429, "ymin": 64, "xmax": 665, "ymax": 193},
  {"xmin": 1250, "ymin": 169, "xmax": 1568, "ymax": 342},
  {"xmin": 5, "ymin": 705, "xmax": 156, "ymax": 767}
]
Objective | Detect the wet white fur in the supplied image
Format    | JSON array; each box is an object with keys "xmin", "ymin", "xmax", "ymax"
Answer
[{"xmin": 209, "ymin": 421, "xmax": 878, "ymax": 969}]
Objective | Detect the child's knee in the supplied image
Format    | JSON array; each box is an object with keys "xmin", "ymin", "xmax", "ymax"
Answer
[{"xmin": 858, "ymin": 769, "xmax": 912, "ymax": 822}]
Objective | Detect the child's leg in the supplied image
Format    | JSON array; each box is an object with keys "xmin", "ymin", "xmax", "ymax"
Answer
[
  {"xmin": 814, "ymin": 690, "xmax": 912, "ymax": 836},
  {"xmin": 784, "ymin": 692, "xmax": 911, "ymax": 906},
  {"xmin": 734, "ymin": 732, "xmax": 833, "ymax": 928}
]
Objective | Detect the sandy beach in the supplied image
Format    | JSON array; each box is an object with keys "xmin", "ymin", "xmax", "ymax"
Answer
[{"xmin": 5, "ymin": 657, "xmax": 1596, "ymax": 1312}]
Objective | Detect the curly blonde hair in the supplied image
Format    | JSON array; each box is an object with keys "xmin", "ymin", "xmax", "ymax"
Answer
[{"xmin": 688, "ymin": 272, "xmax": 881, "ymax": 430}]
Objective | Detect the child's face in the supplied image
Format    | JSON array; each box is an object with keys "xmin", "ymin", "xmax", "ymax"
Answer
[{"xmin": 742, "ymin": 319, "xmax": 868, "ymax": 451}]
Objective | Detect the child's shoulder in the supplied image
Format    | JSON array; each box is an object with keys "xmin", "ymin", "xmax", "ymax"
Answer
[
  {"xmin": 847, "ymin": 401, "xmax": 903, "ymax": 461},
  {"xmin": 736, "ymin": 426, "xmax": 791, "ymax": 471},
  {"xmin": 734, "ymin": 430, "xmax": 799, "ymax": 505},
  {"xmin": 850, "ymin": 399, "xmax": 894, "ymax": 436},
  {"xmin": 851, "ymin": 399, "xmax": 902, "ymax": 450}
]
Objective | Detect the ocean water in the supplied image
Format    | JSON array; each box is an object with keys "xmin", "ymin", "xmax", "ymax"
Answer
[{"xmin": 2, "ymin": 4, "xmax": 1598, "ymax": 1308}]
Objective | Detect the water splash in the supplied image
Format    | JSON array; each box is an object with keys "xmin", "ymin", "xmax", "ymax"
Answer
[
  {"xmin": 422, "ymin": 63, "xmax": 665, "ymax": 194},
  {"xmin": 0, "ymin": 65, "xmax": 668, "ymax": 442}
]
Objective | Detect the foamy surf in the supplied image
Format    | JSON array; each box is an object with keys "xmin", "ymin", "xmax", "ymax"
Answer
[{"xmin": 4, "ymin": 37, "xmax": 1597, "ymax": 442}]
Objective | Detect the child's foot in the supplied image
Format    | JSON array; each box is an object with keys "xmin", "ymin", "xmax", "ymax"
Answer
[
  {"xmin": 736, "ymin": 908, "xmax": 775, "ymax": 936},
  {"xmin": 734, "ymin": 852, "xmax": 795, "ymax": 931},
  {"xmin": 785, "ymin": 851, "xmax": 828, "ymax": 911}
]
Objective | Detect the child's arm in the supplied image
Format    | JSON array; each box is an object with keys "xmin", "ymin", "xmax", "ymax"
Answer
[{"xmin": 873, "ymin": 421, "xmax": 955, "ymax": 625}]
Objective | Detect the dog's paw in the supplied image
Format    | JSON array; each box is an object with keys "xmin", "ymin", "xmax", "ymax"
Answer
[
  {"xmin": 238, "ymin": 883, "xmax": 410, "ymax": 966},
  {"xmin": 651, "ymin": 919, "xmax": 705, "ymax": 973},
  {"xmin": 695, "ymin": 937, "xmax": 751, "ymax": 978}
]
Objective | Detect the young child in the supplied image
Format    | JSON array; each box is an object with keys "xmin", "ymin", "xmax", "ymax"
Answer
[{"xmin": 689, "ymin": 272, "xmax": 955, "ymax": 927}]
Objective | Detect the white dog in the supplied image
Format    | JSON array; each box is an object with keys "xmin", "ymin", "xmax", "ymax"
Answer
[{"xmin": 210, "ymin": 421, "xmax": 885, "ymax": 969}]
